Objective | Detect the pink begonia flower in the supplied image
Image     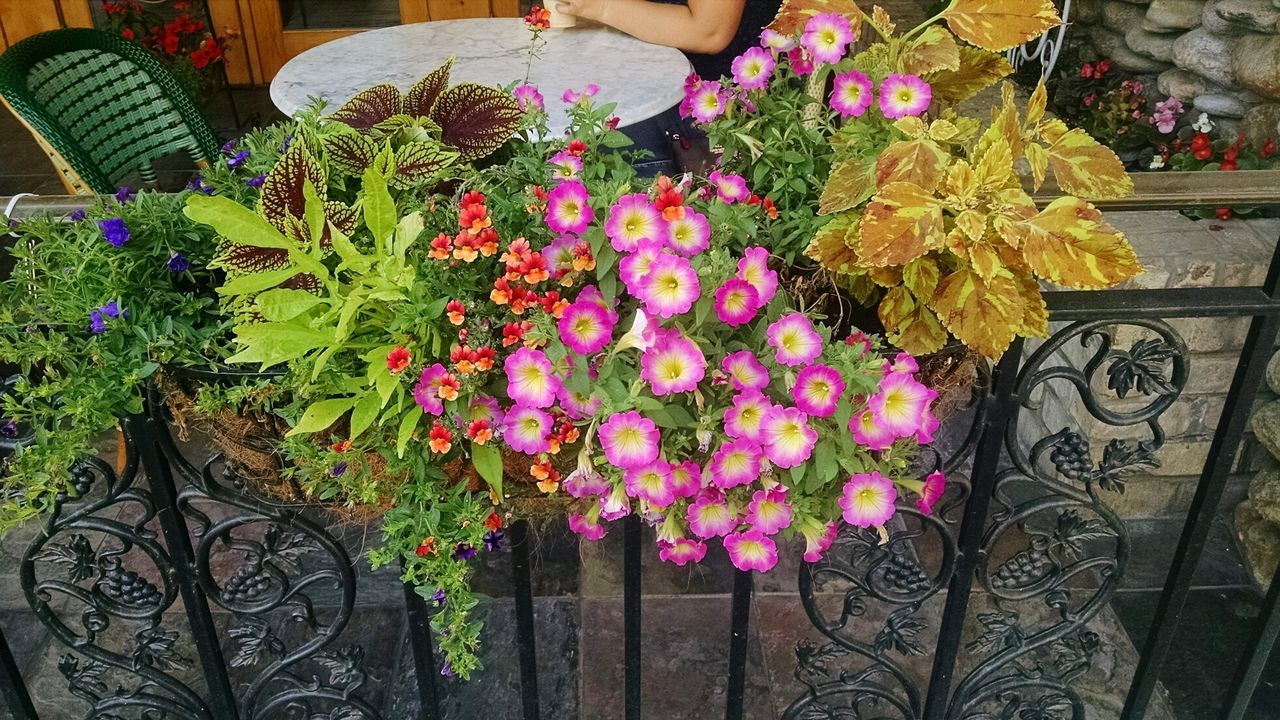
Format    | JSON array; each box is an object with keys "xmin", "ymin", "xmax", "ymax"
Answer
[
  {"xmin": 638, "ymin": 253, "xmax": 700, "ymax": 318},
  {"xmin": 569, "ymin": 513, "xmax": 607, "ymax": 541},
  {"xmin": 707, "ymin": 438, "xmax": 763, "ymax": 489},
  {"xmin": 618, "ymin": 240, "xmax": 665, "ymax": 296},
  {"xmin": 658, "ymin": 537, "xmax": 708, "ymax": 565},
  {"xmin": 513, "ymin": 83, "xmax": 544, "ymax": 112},
  {"xmin": 669, "ymin": 460, "xmax": 703, "ymax": 499},
  {"xmin": 625, "ymin": 459, "xmax": 677, "ymax": 507},
  {"xmin": 917, "ymin": 470, "xmax": 946, "ymax": 515},
  {"xmin": 545, "ymin": 179, "xmax": 594, "ymax": 235},
  {"xmin": 504, "ymin": 347, "xmax": 560, "ymax": 408},
  {"xmin": 830, "ymin": 70, "xmax": 874, "ymax": 117},
  {"xmin": 722, "ymin": 350, "xmax": 770, "ymax": 392},
  {"xmin": 736, "ymin": 247, "xmax": 778, "ymax": 304},
  {"xmin": 793, "ymin": 364, "xmax": 845, "ymax": 418},
  {"xmin": 840, "ymin": 471, "xmax": 898, "ymax": 528},
  {"xmin": 605, "ymin": 193, "xmax": 664, "ymax": 252},
  {"xmin": 599, "ymin": 410, "xmax": 661, "ymax": 469},
  {"xmin": 640, "ymin": 327, "xmax": 706, "ymax": 395},
  {"xmin": 562, "ymin": 83, "xmax": 600, "ymax": 104},
  {"xmin": 558, "ymin": 300, "xmax": 615, "ymax": 356},
  {"xmin": 724, "ymin": 392, "xmax": 773, "ymax": 442},
  {"xmin": 767, "ymin": 313, "xmax": 823, "ymax": 367},
  {"xmin": 800, "ymin": 12, "xmax": 854, "ymax": 64},
  {"xmin": 878, "ymin": 73, "xmax": 932, "ymax": 119},
  {"xmin": 731, "ymin": 47, "xmax": 776, "ymax": 91},
  {"xmin": 412, "ymin": 364, "xmax": 450, "ymax": 416},
  {"xmin": 547, "ymin": 150, "xmax": 583, "ymax": 181},
  {"xmin": 504, "ymin": 405, "xmax": 553, "ymax": 454},
  {"xmin": 870, "ymin": 371, "xmax": 938, "ymax": 439},
  {"xmin": 725, "ymin": 529, "xmax": 778, "ymax": 572},
  {"xmin": 850, "ymin": 407, "xmax": 895, "ymax": 451},
  {"xmin": 760, "ymin": 28, "xmax": 797, "ymax": 52},
  {"xmin": 687, "ymin": 491, "xmax": 738, "ymax": 538},
  {"xmin": 714, "ymin": 276, "xmax": 762, "ymax": 327},
  {"xmin": 746, "ymin": 488, "xmax": 793, "ymax": 535},
  {"xmin": 760, "ymin": 406, "xmax": 817, "ymax": 468},
  {"xmin": 802, "ymin": 521, "xmax": 840, "ymax": 563},
  {"xmin": 599, "ymin": 483, "xmax": 632, "ymax": 521},
  {"xmin": 665, "ymin": 209, "xmax": 711, "ymax": 256},
  {"xmin": 709, "ymin": 170, "xmax": 750, "ymax": 204}
]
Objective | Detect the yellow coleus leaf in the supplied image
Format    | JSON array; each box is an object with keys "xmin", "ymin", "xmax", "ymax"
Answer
[
  {"xmin": 901, "ymin": 25, "xmax": 961, "ymax": 76},
  {"xmin": 879, "ymin": 286, "xmax": 948, "ymax": 356},
  {"xmin": 967, "ymin": 240, "xmax": 1004, "ymax": 283},
  {"xmin": 769, "ymin": 0, "xmax": 863, "ymax": 36},
  {"xmin": 869, "ymin": 5, "xmax": 896, "ymax": 35},
  {"xmin": 804, "ymin": 213, "xmax": 863, "ymax": 273},
  {"xmin": 875, "ymin": 138, "xmax": 951, "ymax": 192},
  {"xmin": 902, "ymin": 256, "xmax": 941, "ymax": 299},
  {"xmin": 927, "ymin": 119, "xmax": 963, "ymax": 144},
  {"xmin": 1045, "ymin": 128, "xmax": 1135, "ymax": 199},
  {"xmin": 1013, "ymin": 274, "xmax": 1048, "ymax": 338},
  {"xmin": 941, "ymin": 0, "xmax": 1061, "ymax": 52},
  {"xmin": 955, "ymin": 209, "xmax": 987, "ymax": 242},
  {"xmin": 928, "ymin": 267, "xmax": 1025, "ymax": 358},
  {"xmin": 973, "ymin": 134, "xmax": 1014, "ymax": 189},
  {"xmin": 1026, "ymin": 77, "xmax": 1048, "ymax": 125},
  {"xmin": 926, "ymin": 47, "xmax": 1013, "ymax": 105},
  {"xmin": 859, "ymin": 182, "xmax": 946, "ymax": 267},
  {"xmin": 1010, "ymin": 196, "xmax": 1142, "ymax": 290},
  {"xmin": 943, "ymin": 160, "xmax": 978, "ymax": 202},
  {"xmin": 893, "ymin": 116, "xmax": 928, "ymax": 138},
  {"xmin": 1024, "ymin": 141, "xmax": 1049, "ymax": 190},
  {"xmin": 819, "ymin": 158, "xmax": 877, "ymax": 215},
  {"xmin": 839, "ymin": 273, "xmax": 879, "ymax": 305},
  {"xmin": 869, "ymin": 265, "xmax": 903, "ymax": 287}
]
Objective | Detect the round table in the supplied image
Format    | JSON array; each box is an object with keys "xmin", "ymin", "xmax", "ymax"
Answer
[{"xmin": 270, "ymin": 18, "xmax": 691, "ymax": 135}]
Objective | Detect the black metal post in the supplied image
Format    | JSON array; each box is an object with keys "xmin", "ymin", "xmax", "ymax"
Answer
[
  {"xmin": 123, "ymin": 414, "xmax": 241, "ymax": 720},
  {"xmin": 623, "ymin": 513, "xmax": 642, "ymax": 720},
  {"xmin": 402, "ymin": 580, "xmax": 442, "ymax": 720},
  {"xmin": 0, "ymin": 617, "xmax": 36, "ymax": 720},
  {"xmin": 725, "ymin": 568, "xmax": 753, "ymax": 720},
  {"xmin": 1122, "ymin": 239, "xmax": 1280, "ymax": 720},
  {"xmin": 1222, "ymin": 560, "xmax": 1280, "ymax": 720},
  {"xmin": 922, "ymin": 339, "xmax": 1025, "ymax": 720},
  {"xmin": 510, "ymin": 520, "xmax": 541, "ymax": 720}
]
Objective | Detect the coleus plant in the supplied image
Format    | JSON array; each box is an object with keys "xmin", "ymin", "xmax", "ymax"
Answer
[{"xmin": 690, "ymin": 0, "xmax": 1141, "ymax": 358}]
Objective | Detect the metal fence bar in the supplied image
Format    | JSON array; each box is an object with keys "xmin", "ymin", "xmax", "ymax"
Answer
[
  {"xmin": 402, "ymin": 581, "xmax": 442, "ymax": 720},
  {"xmin": 123, "ymin": 413, "xmax": 241, "ymax": 720},
  {"xmin": 922, "ymin": 339, "xmax": 1025, "ymax": 720},
  {"xmin": 1222, "ymin": 560, "xmax": 1280, "ymax": 720},
  {"xmin": 623, "ymin": 513, "xmax": 642, "ymax": 720},
  {"xmin": 0, "ymin": 620, "xmax": 36, "ymax": 720},
  {"xmin": 725, "ymin": 568, "xmax": 753, "ymax": 720},
  {"xmin": 510, "ymin": 520, "xmax": 541, "ymax": 720},
  {"xmin": 1121, "ymin": 236, "xmax": 1280, "ymax": 720}
]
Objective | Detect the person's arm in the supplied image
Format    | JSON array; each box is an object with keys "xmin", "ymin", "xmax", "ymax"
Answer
[{"xmin": 553, "ymin": 0, "xmax": 746, "ymax": 55}]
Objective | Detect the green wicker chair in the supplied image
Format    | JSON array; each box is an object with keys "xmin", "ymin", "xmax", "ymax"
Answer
[{"xmin": 0, "ymin": 28, "xmax": 222, "ymax": 194}]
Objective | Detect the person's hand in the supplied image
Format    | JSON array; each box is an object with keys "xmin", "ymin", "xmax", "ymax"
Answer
[{"xmin": 554, "ymin": 0, "xmax": 608, "ymax": 22}]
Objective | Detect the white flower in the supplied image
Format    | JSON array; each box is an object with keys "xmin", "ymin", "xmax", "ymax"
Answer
[
  {"xmin": 613, "ymin": 309, "xmax": 653, "ymax": 353},
  {"xmin": 1149, "ymin": 154, "xmax": 1166, "ymax": 170},
  {"xmin": 1192, "ymin": 112, "xmax": 1214, "ymax": 133}
]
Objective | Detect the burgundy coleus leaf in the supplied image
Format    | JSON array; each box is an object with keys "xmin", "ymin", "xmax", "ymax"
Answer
[
  {"xmin": 279, "ymin": 273, "xmax": 323, "ymax": 294},
  {"xmin": 405, "ymin": 58, "xmax": 454, "ymax": 118},
  {"xmin": 323, "ymin": 132, "xmax": 378, "ymax": 176},
  {"xmin": 390, "ymin": 142, "xmax": 459, "ymax": 188},
  {"xmin": 259, "ymin": 143, "xmax": 327, "ymax": 234},
  {"xmin": 429, "ymin": 83, "xmax": 522, "ymax": 162},
  {"xmin": 325, "ymin": 202, "xmax": 359, "ymax": 236},
  {"xmin": 218, "ymin": 244, "xmax": 290, "ymax": 273},
  {"xmin": 329, "ymin": 84, "xmax": 405, "ymax": 133}
]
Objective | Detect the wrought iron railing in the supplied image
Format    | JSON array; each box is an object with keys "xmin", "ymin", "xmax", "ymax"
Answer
[{"xmin": 1, "ymin": 170, "xmax": 1279, "ymax": 720}]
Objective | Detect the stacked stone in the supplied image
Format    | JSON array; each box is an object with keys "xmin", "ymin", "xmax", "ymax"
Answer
[
  {"xmin": 1072, "ymin": 0, "xmax": 1280, "ymax": 144},
  {"xmin": 1240, "ymin": 352, "xmax": 1280, "ymax": 591}
]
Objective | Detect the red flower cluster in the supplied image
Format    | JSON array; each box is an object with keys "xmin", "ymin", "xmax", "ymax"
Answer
[
  {"xmin": 1079, "ymin": 59, "xmax": 1113, "ymax": 79},
  {"xmin": 523, "ymin": 5, "xmax": 551, "ymax": 31},
  {"xmin": 431, "ymin": 192, "xmax": 499, "ymax": 262},
  {"xmin": 1190, "ymin": 132, "xmax": 1213, "ymax": 161},
  {"xmin": 492, "ymin": 237, "xmax": 559, "ymax": 316}
]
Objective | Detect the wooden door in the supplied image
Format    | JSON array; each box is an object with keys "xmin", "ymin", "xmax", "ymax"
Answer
[{"xmin": 0, "ymin": 0, "xmax": 93, "ymax": 51}]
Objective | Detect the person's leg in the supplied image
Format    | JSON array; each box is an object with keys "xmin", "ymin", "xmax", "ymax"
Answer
[{"xmin": 620, "ymin": 105, "xmax": 681, "ymax": 177}]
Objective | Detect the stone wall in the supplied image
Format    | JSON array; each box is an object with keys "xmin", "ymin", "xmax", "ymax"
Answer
[{"xmin": 1072, "ymin": 0, "xmax": 1280, "ymax": 144}]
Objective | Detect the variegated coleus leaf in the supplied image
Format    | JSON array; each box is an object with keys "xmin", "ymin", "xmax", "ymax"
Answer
[
  {"xmin": 430, "ymin": 83, "xmax": 522, "ymax": 162},
  {"xmin": 217, "ymin": 243, "xmax": 290, "ymax": 273},
  {"xmin": 391, "ymin": 141, "xmax": 460, "ymax": 188},
  {"xmin": 323, "ymin": 132, "xmax": 379, "ymax": 176},
  {"xmin": 405, "ymin": 58, "xmax": 454, "ymax": 118},
  {"xmin": 328, "ymin": 83, "xmax": 405, "ymax": 133},
  {"xmin": 259, "ymin": 142, "xmax": 327, "ymax": 234}
]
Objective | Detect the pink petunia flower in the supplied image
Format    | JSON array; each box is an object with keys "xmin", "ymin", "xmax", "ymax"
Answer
[
  {"xmin": 513, "ymin": 83, "xmax": 545, "ymax": 112},
  {"xmin": 801, "ymin": 521, "xmax": 840, "ymax": 562},
  {"xmin": 687, "ymin": 491, "xmax": 738, "ymax": 538},
  {"xmin": 760, "ymin": 406, "xmax": 817, "ymax": 468},
  {"xmin": 840, "ymin": 471, "xmax": 898, "ymax": 528},
  {"xmin": 548, "ymin": 150, "xmax": 583, "ymax": 181},
  {"xmin": 558, "ymin": 385, "xmax": 602, "ymax": 420},
  {"xmin": 724, "ymin": 392, "xmax": 772, "ymax": 442},
  {"xmin": 469, "ymin": 395, "xmax": 504, "ymax": 426},
  {"xmin": 714, "ymin": 277, "xmax": 762, "ymax": 327},
  {"xmin": 709, "ymin": 170, "xmax": 750, "ymax": 204},
  {"xmin": 916, "ymin": 405, "xmax": 940, "ymax": 445},
  {"xmin": 830, "ymin": 70, "xmax": 874, "ymax": 117},
  {"xmin": 569, "ymin": 513, "xmax": 607, "ymax": 540},
  {"xmin": 722, "ymin": 350, "xmax": 770, "ymax": 392},
  {"xmin": 564, "ymin": 465, "xmax": 610, "ymax": 498},
  {"xmin": 599, "ymin": 410, "xmax": 661, "ymax": 469},
  {"xmin": 746, "ymin": 488, "xmax": 792, "ymax": 535},
  {"xmin": 545, "ymin": 180, "xmax": 594, "ymax": 235},
  {"xmin": 870, "ymin": 371, "xmax": 938, "ymax": 439},
  {"xmin": 562, "ymin": 83, "xmax": 600, "ymax": 105},
  {"xmin": 801, "ymin": 12, "xmax": 854, "ymax": 65},
  {"xmin": 787, "ymin": 47, "xmax": 815, "ymax": 76},
  {"xmin": 794, "ymin": 364, "xmax": 845, "ymax": 418},
  {"xmin": 669, "ymin": 460, "xmax": 703, "ymax": 499},
  {"xmin": 760, "ymin": 28, "xmax": 797, "ymax": 52},
  {"xmin": 640, "ymin": 327, "xmax": 706, "ymax": 395},
  {"xmin": 625, "ymin": 459, "xmax": 677, "ymax": 506},
  {"xmin": 725, "ymin": 529, "xmax": 778, "ymax": 572},
  {"xmin": 731, "ymin": 47, "xmax": 776, "ymax": 91},
  {"xmin": 707, "ymin": 438, "xmax": 763, "ymax": 489},
  {"xmin": 884, "ymin": 351, "xmax": 919, "ymax": 375},
  {"xmin": 559, "ymin": 300, "xmax": 616, "ymax": 355},
  {"xmin": 736, "ymin": 247, "xmax": 778, "ymax": 304},
  {"xmin": 638, "ymin": 253, "xmax": 700, "ymax": 318},
  {"xmin": 505, "ymin": 405, "xmax": 553, "ymax": 454},
  {"xmin": 767, "ymin": 313, "xmax": 823, "ymax": 367},
  {"xmin": 505, "ymin": 347, "xmax": 560, "ymax": 408},
  {"xmin": 605, "ymin": 193, "xmax": 665, "ymax": 252},
  {"xmin": 917, "ymin": 470, "xmax": 946, "ymax": 515},
  {"xmin": 658, "ymin": 537, "xmax": 708, "ymax": 565},
  {"xmin": 599, "ymin": 483, "xmax": 632, "ymax": 521},
  {"xmin": 689, "ymin": 81, "xmax": 727, "ymax": 122},
  {"xmin": 878, "ymin": 73, "xmax": 932, "ymax": 119},
  {"xmin": 619, "ymin": 240, "xmax": 666, "ymax": 296},
  {"xmin": 665, "ymin": 209, "xmax": 711, "ymax": 256},
  {"xmin": 413, "ymin": 364, "xmax": 450, "ymax": 416},
  {"xmin": 850, "ymin": 407, "xmax": 895, "ymax": 451}
]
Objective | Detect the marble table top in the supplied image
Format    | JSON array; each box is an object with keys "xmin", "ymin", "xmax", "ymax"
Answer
[{"xmin": 270, "ymin": 18, "xmax": 691, "ymax": 135}]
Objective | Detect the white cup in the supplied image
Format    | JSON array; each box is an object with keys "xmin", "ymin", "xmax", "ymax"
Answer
[{"xmin": 546, "ymin": 2, "xmax": 577, "ymax": 28}]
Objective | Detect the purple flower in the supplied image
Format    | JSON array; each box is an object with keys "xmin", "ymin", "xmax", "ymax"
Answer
[
  {"xmin": 97, "ymin": 218, "xmax": 130, "ymax": 247},
  {"xmin": 331, "ymin": 461, "xmax": 348, "ymax": 478},
  {"xmin": 186, "ymin": 175, "xmax": 215, "ymax": 195},
  {"xmin": 246, "ymin": 174, "xmax": 267, "ymax": 188},
  {"xmin": 227, "ymin": 149, "xmax": 250, "ymax": 169},
  {"xmin": 167, "ymin": 252, "xmax": 190, "ymax": 273},
  {"xmin": 452, "ymin": 543, "xmax": 476, "ymax": 561},
  {"xmin": 221, "ymin": 138, "xmax": 238, "ymax": 155},
  {"xmin": 68, "ymin": 208, "xmax": 85, "ymax": 221},
  {"xmin": 88, "ymin": 310, "xmax": 108, "ymax": 334},
  {"xmin": 114, "ymin": 186, "xmax": 134, "ymax": 204},
  {"xmin": 431, "ymin": 588, "xmax": 447, "ymax": 607},
  {"xmin": 483, "ymin": 529, "xmax": 505, "ymax": 551},
  {"xmin": 100, "ymin": 301, "xmax": 124, "ymax": 319},
  {"xmin": 440, "ymin": 660, "xmax": 455, "ymax": 678},
  {"xmin": 0, "ymin": 421, "xmax": 17, "ymax": 439},
  {"xmin": 279, "ymin": 135, "xmax": 294, "ymax": 152}
]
